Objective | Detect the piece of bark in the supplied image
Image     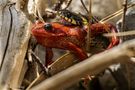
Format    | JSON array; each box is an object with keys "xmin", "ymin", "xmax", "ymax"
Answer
[{"xmin": 0, "ymin": 2, "xmax": 30, "ymax": 89}]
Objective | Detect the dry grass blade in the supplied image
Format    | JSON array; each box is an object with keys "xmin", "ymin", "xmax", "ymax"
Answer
[
  {"xmin": 48, "ymin": 52, "xmax": 77, "ymax": 75},
  {"xmin": 100, "ymin": 3, "xmax": 135, "ymax": 23},
  {"xmin": 26, "ymin": 72, "xmax": 46, "ymax": 90}
]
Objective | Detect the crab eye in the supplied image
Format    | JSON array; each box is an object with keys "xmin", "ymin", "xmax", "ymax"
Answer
[{"xmin": 44, "ymin": 23, "xmax": 52, "ymax": 31}]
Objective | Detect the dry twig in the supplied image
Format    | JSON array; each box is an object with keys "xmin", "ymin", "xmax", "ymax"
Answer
[
  {"xmin": 30, "ymin": 51, "xmax": 47, "ymax": 74},
  {"xmin": 86, "ymin": 0, "xmax": 92, "ymax": 52},
  {"xmin": 121, "ymin": 0, "xmax": 128, "ymax": 33},
  {"xmin": 80, "ymin": 0, "xmax": 89, "ymax": 13}
]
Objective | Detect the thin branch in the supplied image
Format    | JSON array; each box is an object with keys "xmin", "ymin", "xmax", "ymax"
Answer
[
  {"xmin": 121, "ymin": 0, "xmax": 128, "ymax": 41},
  {"xmin": 89, "ymin": 0, "xmax": 92, "ymax": 20},
  {"xmin": 121, "ymin": 0, "xmax": 128, "ymax": 32},
  {"xmin": 121, "ymin": 1, "xmax": 130, "ymax": 89},
  {"xmin": 80, "ymin": 0, "xmax": 99, "ymax": 23},
  {"xmin": 30, "ymin": 50, "xmax": 47, "ymax": 75},
  {"xmin": 86, "ymin": 0, "xmax": 92, "ymax": 52},
  {"xmin": 80, "ymin": 0, "xmax": 89, "ymax": 13},
  {"xmin": 63, "ymin": 0, "xmax": 73, "ymax": 9},
  {"xmin": 31, "ymin": 39, "xmax": 135, "ymax": 90}
]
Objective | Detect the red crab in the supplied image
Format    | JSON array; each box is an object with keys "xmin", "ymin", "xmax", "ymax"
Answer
[{"xmin": 31, "ymin": 21, "xmax": 120, "ymax": 67}]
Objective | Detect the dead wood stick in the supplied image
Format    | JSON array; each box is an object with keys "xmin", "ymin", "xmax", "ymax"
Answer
[
  {"xmin": 0, "ymin": 3, "xmax": 30, "ymax": 89},
  {"xmin": 31, "ymin": 39, "xmax": 135, "ymax": 90}
]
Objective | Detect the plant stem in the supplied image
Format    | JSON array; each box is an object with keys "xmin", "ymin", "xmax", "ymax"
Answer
[{"xmin": 86, "ymin": 0, "xmax": 92, "ymax": 52}]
